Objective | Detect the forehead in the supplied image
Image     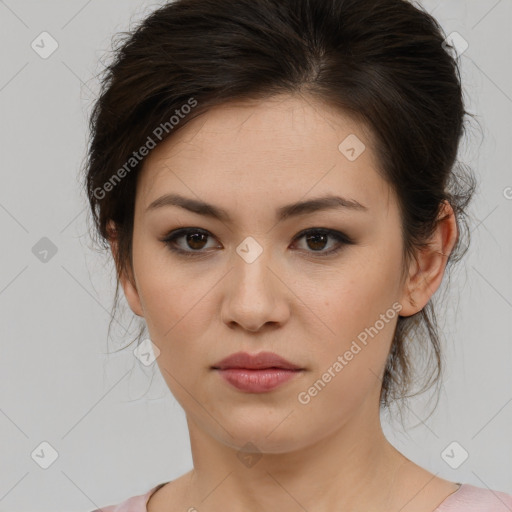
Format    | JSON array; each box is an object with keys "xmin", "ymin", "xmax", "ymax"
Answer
[{"xmin": 137, "ymin": 93, "xmax": 393, "ymax": 217}]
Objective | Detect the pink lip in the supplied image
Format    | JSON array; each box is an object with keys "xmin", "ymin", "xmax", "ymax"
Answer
[
  {"xmin": 212, "ymin": 351, "xmax": 303, "ymax": 371},
  {"xmin": 215, "ymin": 368, "xmax": 301, "ymax": 392},
  {"xmin": 211, "ymin": 351, "xmax": 304, "ymax": 393}
]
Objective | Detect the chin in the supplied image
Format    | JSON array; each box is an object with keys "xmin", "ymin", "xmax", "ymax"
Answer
[{"xmin": 213, "ymin": 417, "xmax": 316, "ymax": 456}]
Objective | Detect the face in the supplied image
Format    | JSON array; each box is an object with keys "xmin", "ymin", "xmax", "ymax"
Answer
[{"xmin": 118, "ymin": 93, "xmax": 415, "ymax": 453}]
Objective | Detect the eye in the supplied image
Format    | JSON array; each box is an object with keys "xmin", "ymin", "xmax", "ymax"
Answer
[
  {"xmin": 291, "ymin": 228, "xmax": 354, "ymax": 256},
  {"xmin": 161, "ymin": 227, "xmax": 219, "ymax": 257},
  {"xmin": 161, "ymin": 227, "xmax": 354, "ymax": 258}
]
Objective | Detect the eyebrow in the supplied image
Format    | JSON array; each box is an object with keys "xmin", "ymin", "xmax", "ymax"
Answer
[{"xmin": 146, "ymin": 193, "xmax": 368, "ymax": 222}]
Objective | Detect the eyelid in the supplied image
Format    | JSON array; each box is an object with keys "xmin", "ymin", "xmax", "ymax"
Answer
[{"xmin": 292, "ymin": 227, "xmax": 353, "ymax": 245}]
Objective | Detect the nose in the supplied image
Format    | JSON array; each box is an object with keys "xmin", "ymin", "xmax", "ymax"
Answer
[{"xmin": 220, "ymin": 246, "xmax": 290, "ymax": 333}]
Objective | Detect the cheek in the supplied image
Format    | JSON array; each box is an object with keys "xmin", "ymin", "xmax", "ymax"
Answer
[
  {"xmin": 137, "ymin": 267, "xmax": 213, "ymax": 405},
  {"xmin": 130, "ymin": 246, "xmax": 205, "ymax": 362},
  {"xmin": 321, "ymin": 254, "xmax": 400, "ymax": 329},
  {"xmin": 139, "ymin": 272, "xmax": 208, "ymax": 352},
  {"xmin": 133, "ymin": 236, "xmax": 202, "ymax": 327},
  {"xmin": 312, "ymin": 245, "xmax": 403, "ymax": 374},
  {"xmin": 299, "ymin": 289, "xmax": 398, "ymax": 424}
]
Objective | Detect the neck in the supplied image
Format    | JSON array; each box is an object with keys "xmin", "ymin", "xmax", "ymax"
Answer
[{"xmin": 182, "ymin": 405, "xmax": 409, "ymax": 512}]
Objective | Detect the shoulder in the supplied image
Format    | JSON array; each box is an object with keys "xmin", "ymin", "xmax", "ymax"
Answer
[
  {"xmin": 436, "ymin": 484, "xmax": 512, "ymax": 511},
  {"xmin": 88, "ymin": 483, "xmax": 168, "ymax": 512}
]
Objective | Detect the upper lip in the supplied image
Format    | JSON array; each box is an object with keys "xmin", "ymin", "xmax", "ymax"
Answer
[{"xmin": 212, "ymin": 351, "xmax": 303, "ymax": 370}]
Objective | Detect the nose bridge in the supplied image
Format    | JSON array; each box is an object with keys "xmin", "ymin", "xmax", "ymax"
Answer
[
  {"xmin": 221, "ymin": 234, "xmax": 288, "ymax": 331},
  {"xmin": 233, "ymin": 234, "xmax": 276, "ymax": 297}
]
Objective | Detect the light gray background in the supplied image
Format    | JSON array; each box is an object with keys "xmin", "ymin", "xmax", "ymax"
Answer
[{"xmin": 0, "ymin": 1, "xmax": 511, "ymax": 510}]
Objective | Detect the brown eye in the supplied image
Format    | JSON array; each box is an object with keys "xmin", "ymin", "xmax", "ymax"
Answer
[
  {"xmin": 162, "ymin": 228, "xmax": 219, "ymax": 257},
  {"xmin": 292, "ymin": 228, "xmax": 354, "ymax": 256},
  {"xmin": 304, "ymin": 232, "xmax": 329, "ymax": 251},
  {"xmin": 185, "ymin": 231, "xmax": 209, "ymax": 250},
  {"xmin": 161, "ymin": 227, "xmax": 354, "ymax": 259}
]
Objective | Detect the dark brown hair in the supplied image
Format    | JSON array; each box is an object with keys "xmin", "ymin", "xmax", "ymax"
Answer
[{"xmin": 83, "ymin": 0, "xmax": 477, "ymax": 410}]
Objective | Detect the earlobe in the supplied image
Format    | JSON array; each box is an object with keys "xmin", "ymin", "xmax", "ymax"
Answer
[
  {"xmin": 107, "ymin": 221, "xmax": 145, "ymax": 318},
  {"xmin": 398, "ymin": 201, "xmax": 458, "ymax": 317},
  {"xmin": 398, "ymin": 256, "xmax": 421, "ymax": 317}
]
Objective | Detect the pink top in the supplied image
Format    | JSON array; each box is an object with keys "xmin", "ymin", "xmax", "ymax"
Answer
[{"xmin": 92, "ymin": 482, "xmax": 512, "ymax": 511}]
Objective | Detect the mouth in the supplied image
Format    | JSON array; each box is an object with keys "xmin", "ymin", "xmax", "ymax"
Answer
[
  {"xmin": 212, "ymin": 367, "xmax": 303, "ymax": 393},
  {"xmin": 211, "ymin": 351, "xmax": 304, "ymax": 393},
  {"xmin": 211, "ymin": 350, "xmax": 304, "ymax": 371}
]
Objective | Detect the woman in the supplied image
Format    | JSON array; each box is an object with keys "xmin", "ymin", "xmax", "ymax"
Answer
[{"xmin": 85, "ymin": 0, "xmax": 512, "ymax": 510}]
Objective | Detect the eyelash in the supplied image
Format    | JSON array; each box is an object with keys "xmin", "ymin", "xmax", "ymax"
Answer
[{"xmin": 160, "ymin": 227, "xmax": 354, "ymax": 259}]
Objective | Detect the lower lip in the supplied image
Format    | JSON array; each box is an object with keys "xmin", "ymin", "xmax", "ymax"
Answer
[{"xmin": 215, "ymin": 368, "xmax": 302, "ymax": 392}]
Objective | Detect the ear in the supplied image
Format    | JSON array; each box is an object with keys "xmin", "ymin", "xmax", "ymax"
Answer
[
  {"xmin": 398, "ymin": 201, "xmax": 458, "ymax": 317},
  {"xmin": 107, "ymin": 220, "xmax": 145, "ymax": 317}
]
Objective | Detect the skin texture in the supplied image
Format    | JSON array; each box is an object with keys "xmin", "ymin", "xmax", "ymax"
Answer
[{"xmin": 110, "ymin": 93, "xmax": 460, "ymax": 511}]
